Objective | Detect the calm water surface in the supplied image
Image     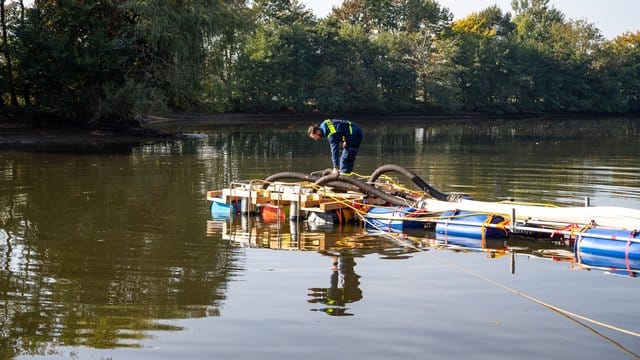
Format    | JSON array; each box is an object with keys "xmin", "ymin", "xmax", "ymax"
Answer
[{"xmin": 1, "ymin": 116, "xmax": 640, "ymax": 359}]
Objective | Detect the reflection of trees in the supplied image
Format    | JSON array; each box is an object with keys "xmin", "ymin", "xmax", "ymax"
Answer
[
  {"xmin": 162, "ymin": 117, "xmax": 640, "ymax": 205},
  {"xmin": 0, "ymin": 117, "xmax": 638, "ymax": 357},
  {"xmin": 0, "ymin": 153, "xmax": 243, "ymax": 358},
  {"xmin": 308, "ymin": 253, "xmax": 363, "ymax": 317},
  {"xmin": 371, "ymin": 117, "xmax": 640, "ymax": 204}
]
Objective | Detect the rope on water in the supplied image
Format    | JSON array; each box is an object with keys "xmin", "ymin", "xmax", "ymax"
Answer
[
  {"xmin": 361, "ymin": 221, "xmax": 640, "ymax": 356},
  {"xmin": 441, "ymin": 259, "xmax": 640, "ymax": 358}
]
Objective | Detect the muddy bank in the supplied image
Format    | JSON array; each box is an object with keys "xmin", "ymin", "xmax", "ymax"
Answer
[
  {"xmin": 3, "ymin": 110, "xmax": 619, "ymax": 152},
  {"xmin": 144, "ymin": 111, "xmax": 486, "ymax": 126},
  {"xmin": 0, "ymin": 123, "xmax": 177, "ymax": 152},
  {"xmin": 0, "ymin": 112, "xmax": 484, "ymax": 151}
]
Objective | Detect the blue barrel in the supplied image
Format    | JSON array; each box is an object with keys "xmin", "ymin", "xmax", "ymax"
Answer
[
  {"xmin": 575, "ymin": 228, "xmax": 640, "ymax": 271},
  {"xmin": 364, "ymin": 207, "xmax": 425, "ymax": 232},
  {"xmin": 210, "ymin": 197, "xmax": 238, "ymax": 218},
  {"xmin": 435, "ymin": 210, "xmax": 507, "ymax": 239}
]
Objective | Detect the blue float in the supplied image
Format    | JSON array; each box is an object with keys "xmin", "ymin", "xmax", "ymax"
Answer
[
  {"xmin": 435, "ymin": 233, "xmax": 506, "ymax": 250},
  {"xmin": 364, "ymin": 207, "xmax": 425, "ymax": 232},
  {"xmin": 575, "ymin": 228, "xmax": 640, "ymax": 272},
  {"xmin": 435, "ymin": 210, "xmax": 508, "ymax": 239}
]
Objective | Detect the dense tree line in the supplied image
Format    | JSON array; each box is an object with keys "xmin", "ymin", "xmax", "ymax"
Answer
[{"xmin": 0, "ymin": 0, "xmax": 638, "ymax": 127}]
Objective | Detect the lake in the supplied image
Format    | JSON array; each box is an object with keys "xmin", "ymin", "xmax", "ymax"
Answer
[{"xmin": 1, "ymin": 116, "xmax": 639, "ymax": 359}]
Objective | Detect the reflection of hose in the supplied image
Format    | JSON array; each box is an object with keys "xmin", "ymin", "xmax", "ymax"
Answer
[{"xmin": 368, "ymin": 164, "xmax": 449, "ymax": 201}]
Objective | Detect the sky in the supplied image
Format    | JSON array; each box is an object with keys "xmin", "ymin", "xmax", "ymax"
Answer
[{"xmin": 300, "ymin": 0, "xmax": 639, "ymax": 39}]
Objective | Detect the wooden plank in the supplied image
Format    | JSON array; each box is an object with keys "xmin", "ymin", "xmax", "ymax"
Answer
[
  {"xmin": 222, "ymin": 188, "xmax": 271, "ymax": 204},
  {"xmin": 222, "ymin": 188, "xmax": 236, "ymax": 199},
  {"xmin": 320, "ymin": 201, "xmax": 347, "ymax": 211},
  {"xmin": 266, "ymin": 200, "xmax": 291, "ymax": 206},
  {"xmin": 252, "ymin": 191, "xmax": 271, "ymax": 205},
  {"xmin": 227, "ymin": 188, "xmax": 251, "ymax": 198},
  {"xmin": 270, "ymin": 192, "xmax": 312, "ymax": 202},
  {"xmin": 206, "ymin": 190, "xmax": 223, "ymax": 200},
  {"xmin": 300, "ymin": 200, "xmax": 319, "ymax": 208}
]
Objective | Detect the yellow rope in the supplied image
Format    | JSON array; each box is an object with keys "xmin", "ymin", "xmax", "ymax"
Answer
[
  {"xmin": 443, "ymin": 259, "xmax": 640, "ymax": 341},
  {"xmin": 245, "ymin": 178, "xmax": 640, "ymax": 353},
  {"xmin": 498, "ymin": 200, "xmax": 560, "ymax": 208}
]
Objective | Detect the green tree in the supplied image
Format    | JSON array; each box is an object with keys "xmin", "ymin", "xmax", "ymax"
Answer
[
  {"xmin": 511, "ymin": 0, "xmax": 564, "ymax": 46},
  {"xmin": 596, "ymin": 32, "xmax": 640, "ymax": 112},
  {"xmin": 323, "ymin": 22, "xmax": 383, "ymax": 112},
  {"xmin": 200, "ymin": 1, "xmax": 252, "ymax": 113},
  {"xmin": 507, "ymin": 0, "xmax": 610, "ymax": 112},
  {"xmin": 233, "ymin": 0, "xmax": 318, "ymax": 112},
  {"xmin": 546, "ymin": 19, "xmax": 603, "ymax": 111},
  {"xmin": 331, "ymin": 0, "xmax": 450, "ymax": 34},
  {"xmin": 452, "ymin": 5, "xmax": 514, "ymax": 37},
  {"xmin": 236, "ymin": 0, "xmax": 393, "ymax": 113},
  {"xmin": 13, "ymin": 1, "xmax": 139, "ymax": 125},
  {"xmin": 330, "ymin": 0, "xmax": 452, "ymax": 111},
  {"xmin": 10, "ymin": 0, "xmax": 250, "ymax": 126},
  {"xmin": 124, "ymin": 0, "xmax": 247, "ymax": 113},
  {"xmin": 449, "ymin": 7, "xmax": 517, "ymax": 113},
  {"xmin": 1, "ymin": 0, "xmax": 18, "ymax": 109},
  {"xmin": 372, "ymin": 31, "xmax": 416, "ymax": 111}
]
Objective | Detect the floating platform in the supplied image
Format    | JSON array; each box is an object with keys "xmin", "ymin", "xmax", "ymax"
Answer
[
  {"xmin": 206, "ymin": 165, "xmax": 640, "ymax": 274},
  {"xmin": 207, "ymin": 180, "xmax": 380, "ymax": 225}
]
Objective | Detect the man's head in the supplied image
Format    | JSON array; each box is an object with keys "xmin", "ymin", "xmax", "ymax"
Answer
[{"xmin": 307, "ymin": 125, "xmax": 322, "ymax": 140}]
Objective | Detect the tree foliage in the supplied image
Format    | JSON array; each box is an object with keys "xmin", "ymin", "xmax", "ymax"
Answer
[{"xmin": 0, "ymin": 0, "xmax": 639, "ymax": 127}]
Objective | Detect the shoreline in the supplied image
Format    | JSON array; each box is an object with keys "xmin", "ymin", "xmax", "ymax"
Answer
[{"xmin": 1, "ymin": 112, "xmax": 637, "ymax": 151}]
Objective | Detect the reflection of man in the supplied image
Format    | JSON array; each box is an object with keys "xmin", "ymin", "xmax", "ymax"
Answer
[
  {"xmin": 307, "ymin": 119, "xmax": 363, "ymax": 177},
  {"xmin": 308, "ymin": 254, "xmax": 363, "ymax": 316}
]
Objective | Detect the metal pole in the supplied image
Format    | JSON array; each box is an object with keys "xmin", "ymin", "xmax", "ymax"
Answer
[
  {"xmin": 241, "ymin": 197, "xmax": 250, "ymax": 215},
  {"xmin": 290, "ymin": 201, "xmax": 299, "ymax": 221},
  {"xmin": 510, "ymin": 250, "xmax": 516, "ymax": 274}
]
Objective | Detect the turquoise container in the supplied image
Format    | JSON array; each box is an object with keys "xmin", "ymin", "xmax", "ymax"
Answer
[{"xmin": 210, "ymin": 197, "xmax": 238, "ymax": 218}]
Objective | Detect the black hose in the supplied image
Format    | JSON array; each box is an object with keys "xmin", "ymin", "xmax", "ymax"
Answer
[
  {"xmin": 263, "ymin": 171, "xmax": 361, "ymax": 192},
  {"xmin": 264, "ymin": 171, "xmax": 412, "ymax": 206},
  {"xmin": 368, "ymin": 164, "xmax": 449, "ymax": 201},
  {"xmin": 314, "ymin": 174, "xmax": 414, "ymax": 207},
  {"xmin": 264, "ymin": 171, "xmax": 318, "ymax": 185},
  {"xmin": 263, "ymin": 166, "xmax": 442, "ymax": 207}
]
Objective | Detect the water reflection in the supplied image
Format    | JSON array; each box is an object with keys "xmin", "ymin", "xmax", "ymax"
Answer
[
  {"xmin": 208, "ymin": 215, "xmax": 639, "ymax": 288},
  {"xmin": 206, "ymin": 211, "xmax": 638, "ymax": 321},
  {"xmin": 206, "ymin": 217, "xmax": 427, "ymax": 255},
  {"xmin": 207, "ymin": 217, "xmax": 428, "ymax": 316},
  {"xmin": 1, "ymin": 116, "xmax": 639, "ymax": 357},
  {"xmin": 308, "ymin": 254, "xmax": 363, "ymax": 316}
]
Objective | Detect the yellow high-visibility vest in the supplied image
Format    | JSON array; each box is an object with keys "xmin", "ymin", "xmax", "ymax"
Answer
[{"xmin": 323, "ymin": 119, "xmax": 353, "ymax": 140}]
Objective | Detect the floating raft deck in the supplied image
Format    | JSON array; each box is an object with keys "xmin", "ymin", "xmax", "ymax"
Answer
[
  {"xmin": 207, "ymin": 165, "xmax": 640, "ymax": 273},
  {"xmin": 207, "ymin": 180, "xmax": 387, "ymax": 222}
]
